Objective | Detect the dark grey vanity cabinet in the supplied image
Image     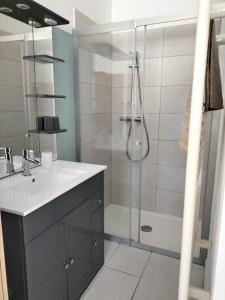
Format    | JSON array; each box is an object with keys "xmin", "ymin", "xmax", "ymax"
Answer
[{"xmin": 2, "ymin": 172, "xmax": 104, "ymax": 300}]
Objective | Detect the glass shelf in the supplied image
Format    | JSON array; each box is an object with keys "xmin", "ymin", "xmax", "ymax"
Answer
[
  {"xmin": 26, "ymin": 94, "xmax": 66, "ymax": 99},
  {"xmin": 23, "ymin": 55, "xmax": 65, "ymax": 64},
  {"xmin": 28, "ymin": 129, "xmax": 67, "ymax": 134}
]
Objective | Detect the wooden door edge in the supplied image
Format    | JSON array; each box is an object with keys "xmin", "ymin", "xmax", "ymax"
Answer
[{"xmin": 0, "ymin": 213, "xmax": 8, "ymax": 300}]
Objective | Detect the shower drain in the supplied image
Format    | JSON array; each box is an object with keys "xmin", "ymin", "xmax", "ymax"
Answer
[{"xmin": 141, "ymin": 225, "xmax": 152, "ymax": 232}]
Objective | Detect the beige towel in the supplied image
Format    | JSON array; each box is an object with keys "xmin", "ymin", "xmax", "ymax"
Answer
[
  {"xmin": 178, "ymin": 91, "xmax": 192, "ymax": 152},
  {"xmin": 179, "ymin": 20, "xmax": 223, "ymax": 152}
]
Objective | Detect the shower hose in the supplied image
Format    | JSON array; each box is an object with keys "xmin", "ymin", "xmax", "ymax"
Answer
[{"xmin": 125, "ymin": 52, "xmax": 150, "ymax": 162}]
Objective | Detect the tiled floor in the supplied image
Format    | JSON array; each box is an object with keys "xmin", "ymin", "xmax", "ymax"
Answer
[{"xmin": 81, "ymin": 240, "xmax": 204, "ymax": 300}]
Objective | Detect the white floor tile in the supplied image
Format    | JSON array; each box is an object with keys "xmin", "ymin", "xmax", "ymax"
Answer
[
  {"xmin": 132, "ymin": 253, "xmax": 204, "ymax": 300},
  {"xmin": 104, "ymin": 240, "xmax": 119, "ymax": 262},
  {"xmin": 82, "ymin": 267, "xmax": 139, "ymax": 300},
  {"xmin": 106, "ymin": 244, "xmax": 150, "ymax": 277}
]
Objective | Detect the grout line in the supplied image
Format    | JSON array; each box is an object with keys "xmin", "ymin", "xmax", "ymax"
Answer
[
  {"xmin": 105, "ymin": 266, "xmax": 140, "ymax": 279},
  {"xmin": 131, "ymin": 252, "xmax": 152, "ymax": 299},
  {"xmin": 104, "ymin": 240, "xmax": 120, "ymax": 263},
  {"xmin": 80, "ymin": 265, "xmax": 105, "ymax": 299}
]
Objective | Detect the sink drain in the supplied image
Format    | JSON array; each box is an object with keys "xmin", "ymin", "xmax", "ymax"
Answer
[{"xmin": 141, "ymin": 225, "xmax": 152, "ymax": 232}]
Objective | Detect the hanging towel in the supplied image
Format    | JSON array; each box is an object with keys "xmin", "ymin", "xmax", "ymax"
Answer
[
  {"xmin": 178, "ymin": 91, "xmax": 192, "ymax": 152},
  {"xmin": 205, "ymin": 20, "xmax": 224, "ymax": 111},
  {"xmin": 178, "ymin": 20, "xmax": 224, "ymax": 152}
]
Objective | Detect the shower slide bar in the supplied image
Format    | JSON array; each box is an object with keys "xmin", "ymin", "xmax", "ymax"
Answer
[{"xmin": 178, "ymin": 1, "xmax": 225, "ymax": 300}]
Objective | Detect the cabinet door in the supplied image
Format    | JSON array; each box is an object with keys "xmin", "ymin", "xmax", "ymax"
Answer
[
  {"xmin": 92, "ymin": 208, "xmax": 104, "ymax": 272},
  {"xmin": 25, "ymin": 220, "xmax": 68, "ymax": 300},
  {"xmin": 66, "ymin": 199, "xmax": 92, "ymax": 300}
]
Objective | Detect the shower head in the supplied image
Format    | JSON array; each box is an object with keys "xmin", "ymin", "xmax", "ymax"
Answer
[{"xmin": 129, "ymin": 50, "xmax": 140, "ymax": 58}]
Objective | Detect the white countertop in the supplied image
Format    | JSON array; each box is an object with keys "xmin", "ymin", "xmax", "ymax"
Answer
[{"xmin": 0, "ymin": 160, "xmax": 106, "ymax": 216}]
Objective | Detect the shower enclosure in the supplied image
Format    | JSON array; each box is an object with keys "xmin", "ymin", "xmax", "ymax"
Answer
[{"xmin": 74, "ymin": 15, "xmax": 216, "ymax": 263}]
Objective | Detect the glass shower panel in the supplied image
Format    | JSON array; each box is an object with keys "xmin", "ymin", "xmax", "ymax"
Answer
[
  {"xmin": 77, "ymin": 28, "xmax": 137, "ymax": 240},
  {"xmin": 136, "ymin": 22, "xmax": 200, "ymax": 256}
]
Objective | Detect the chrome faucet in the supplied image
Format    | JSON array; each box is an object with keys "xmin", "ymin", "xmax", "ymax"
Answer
[
  {"xmin": 22, "ymin": 149, "xmax": 41, "ymax": 176},
  {"xmin": 0, "ymin": 147, "xmax": 15, "ymax": 174}
]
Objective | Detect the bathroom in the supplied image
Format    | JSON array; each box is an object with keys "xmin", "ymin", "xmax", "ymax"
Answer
[{"xmin": 0, "ymin": 0, "xmax": 225, "ymax": 299}]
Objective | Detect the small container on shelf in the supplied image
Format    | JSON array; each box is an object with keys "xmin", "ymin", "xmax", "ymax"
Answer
[
  {"xmin": 53, "ymin": 116, "xmax": 60, "ymax": 130},
  {"xmin": 44, "ymin": 116, "xmax": 54, "ymax": 132},
  {"xmin": 31, "ymin": 116, "xmax": 65, "ymax": 134}
]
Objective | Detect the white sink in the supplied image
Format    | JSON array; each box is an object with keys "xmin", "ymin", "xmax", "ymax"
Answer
[
  {"xmin": 12, "ymin": 168, "xmax": 86, "ymax": 195},
  {"xmin": 0, "ymin": 160, "xmax": 107, "ymax": 216}
]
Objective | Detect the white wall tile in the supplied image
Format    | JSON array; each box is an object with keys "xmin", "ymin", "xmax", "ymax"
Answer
[
  {"xmin": 0, "ymin": 59, "xmax": 23, "ymax": 87},
  {"xmin": 0, "ymin": 41, "xmax": 22, "ymax": 61},
  {"xmin": 158, "ymin": 141, "xmax": 186, "ymax": 167},
  {"xmin": 0, "ymin": 86, "xmax": 24, "ymax": 112},
  {"xmin": 164, "ymin": 24, "xmax": 196, "ymax": 57},
  {"xmin": 144, "ymin": 58, "xmax": 162, "ymax": 87},
  {"xmin": 112, "ymin": 114, "xmax": 131, "ymax": 139},
  {"xmin": 0, "ymin": 135, "xmax": 25, "ymax": 156},
  {"xmin": 112, "ymin": 181, "xmax": 132, "ymax": 207},
  {"xmin": 161, "ymin": 86, "xmax": 190, "ymax": 114},
  {"xmin": 0, "ymin": 112, "xmax": 26, "ymax": 138},
  {"xmin": 78, "ymin": 48, "xmax": 93, "ymax": 83},
  {"xmin": 142, "ymin": 139, "xmax": 158, "ymax": 164},
  {"xmin": 112, "ymin": 87, "xmax": 132, "ymax": 114},
  {"xmin": 139, "ymin": 187, "xmax": 156, "ymax": 211},
  {"xmin": 156, "ymin": 190, "xmax": 184, "ymax": 217},
  {"xmin": 141, "ymin": 164, "xmax": 157, "ymax": 189},
  {"xmin": 134, "ymin": 114, "xmax": 159, "ymax": 140},
  {"xmin": 112, "ymin": 160, "xmax": 131, "ymax": 184},
  {"xmin": 144, "ymin": 87, "xmax": 161, "ymax": 113},
  {"xmin": 159, "ymin": 114, "xmax": 183, "ymax": 141},
  {"xmin": 145, "ymin": 28, "xmax": 163, "ymax": 58},
  {"xmin": 112, "ymin": 137, "xmax": 129, "ymax": 161},
  {"xmin": 162, "ymin": 55, "xmax": 194, "ymax": 86},
  {"xmin": 79, "ymin": 83, "xmax": 92, "ymax": 114},
  {"xmin": 112, "ymin": 60, "xmax": 132, "ymax": 88},
  {"xmin": 157, "ymin": 165, "xmax": 186, "ymax": 193}
]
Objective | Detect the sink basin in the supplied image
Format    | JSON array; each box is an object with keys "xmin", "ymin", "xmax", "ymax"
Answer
[{"xmin": 12, "ymin": 168, "xmax": 86, "ymax": 195}]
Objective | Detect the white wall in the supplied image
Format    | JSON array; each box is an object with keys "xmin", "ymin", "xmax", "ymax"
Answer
[
  {"xmin": 112, "ymin": 0, "xmax": 199, "ymax": 22},
  {"xmin": 37, "ymin": 0, "xmax": 112, "ymax": 32}
]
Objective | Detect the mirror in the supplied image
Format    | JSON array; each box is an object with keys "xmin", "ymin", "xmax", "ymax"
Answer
[
  {"xmin": 0, "ymin": 13, "xmax": 36, "ymax": 178},
  {"xmin": 0, "ymin": 13, "xmax": 59, "ymax": 178},
  {"xmin": 0, "ymin": 7, "xmax": 73, "ymax": 179}
]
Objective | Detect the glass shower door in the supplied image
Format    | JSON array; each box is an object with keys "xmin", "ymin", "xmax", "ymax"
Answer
[
  {"xmin": 77, "ymin": 27, "xmax": 139, "ymax": 242},
  {"xmin": 133, "ymin": 22, "xmax": 206, "ymax": 259}
]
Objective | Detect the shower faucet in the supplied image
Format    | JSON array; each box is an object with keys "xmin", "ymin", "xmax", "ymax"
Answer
[{"xmin": 119, "ymin": 116, "xmax": 142, "ymax": 122}]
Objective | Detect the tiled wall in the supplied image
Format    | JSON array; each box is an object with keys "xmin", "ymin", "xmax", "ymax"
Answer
[
  {"xmin": 78, "ymin": 37, "xmax": 113, "ymax": 207},
  {"xmin": 0, "ymin": 40, "xmax": 26, "ymax": 155},
  {"xmin": 111, "ymin": 24, "xmax": 197, "ymax": 217}
]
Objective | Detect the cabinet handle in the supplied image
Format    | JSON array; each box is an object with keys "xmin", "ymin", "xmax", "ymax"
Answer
[
  {"xmin": 93, "ymin": 240, "xmax": 98, "ymax": 247},
  {"xmin": 70, "ymin": 258, "xmax": 75, "ymax": 265},
  {"xmin": 95, "ymin": 199, "xmax": 103, "ymax": 205},
  {"xmin": 64, "ymin": 262, "xmax": 70, "ymax": 270}
]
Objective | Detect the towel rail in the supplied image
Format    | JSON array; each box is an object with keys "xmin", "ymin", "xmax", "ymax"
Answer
[
  {"xmin": 211, "ymin": 2, "xmax": 225, "ymax": 19},
  {"xmin": 178, "ymin": 1, "xmax": 225, "ymax": 299},
  {"xmin": 178, "ymin": 0, "xmax": 211, "ymax": 299},
  {"xmin": 216, "ymin": 34, "xmax": 225, "ymax": 45}
]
